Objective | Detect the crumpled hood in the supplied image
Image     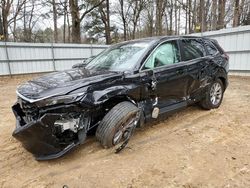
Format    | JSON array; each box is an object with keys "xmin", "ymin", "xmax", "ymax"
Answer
[{"xmin": 17, "ymin": 68, "xmax": 123, "ymax": 101}]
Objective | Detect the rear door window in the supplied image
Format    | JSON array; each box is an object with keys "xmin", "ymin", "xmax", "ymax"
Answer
[{"xmin": 181, "ymin": 39, "xmax": 206, "ymax": 61}]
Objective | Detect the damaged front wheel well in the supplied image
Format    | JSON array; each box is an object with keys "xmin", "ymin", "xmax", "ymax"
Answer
[{"xmin": 102, "ymin": 95, "xmax": 137, "ymax": 112}]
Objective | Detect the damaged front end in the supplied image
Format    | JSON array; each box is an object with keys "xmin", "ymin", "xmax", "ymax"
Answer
[
  {"xmin": 12, "ymin": 97, "xmax": 90, "ymax": 160},
  {"xmin": 11, "ymin": 68, "xmax": 125, "ymax": 160}
]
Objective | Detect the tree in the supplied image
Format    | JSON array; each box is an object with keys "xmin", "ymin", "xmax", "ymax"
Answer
[
  {"xmin": 58, "ymin": 0, "xmax": 70, "ymax": 43},
  {"xmin": 145, "ymin": 0, "xmax": 154, "ymax": 37},
  {"xmin": 0, "ymin": 0, "xmax": 26, "ymax": 41},
  {"xmin": 23, "ymin": 0, "xmax": 36, "ymax": 42},
  {"xmin": 0, "ymin": 12, "xmax": 3, "ymax": 40},
  {"xmin": 233, "ymin": 0, "xmax": 240, "ymax": 26},
  {"xmin": 130, "ymin": 0, "xmax": 147, "ymax": 39},
  {"xmin": 217, "ymin": 0, "xmax": 226, "ymax": 29},
  {"xmin": 52, "ymin": 0, "xmax": 58, "ymax": 42},
  {"xmin": 242, "ymin": 1, "xmax": 250, "ymax": 25},
  {"xmin": 155, "ymin": 0, "xmax": 166, "ymax": 36},
  {"xmin": 84, "ymin": 0, "xmax": 116, "ymax": 44},
  {"xmin": 69, "ymin": 0, "xmax": 105, "ymax": 43},
  {"xmin": 0, "ymin": 0, "xmax": 249, "ymax": 44},
  {"xmin": 166, "ymin": 0, "xmax": 174, "ymax": 35},
  {"xmin": 211, "ymin": 0, "xmax": 217, "ymax": 30},
  {"xmin": 198, "ymin": 0, "xmax": 206, "ymax": 32},
  {"xmin": 99, "ymin": 0, "xmax": 111, "ymax": 44},
  {"xmin": 117, "ymin": 0, "xmax": 132, "ymax": 41}
]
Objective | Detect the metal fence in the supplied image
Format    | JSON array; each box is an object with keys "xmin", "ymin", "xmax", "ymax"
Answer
[
  {"xmin": 0, "ymin": 42, "xmax": 107, "ymax": 76},
  {"xmin": 192, "ymin": 25, "xmax": 250, "ymax": 76},
  {"xmin": 1, "ymin": 25, "xmax": 250, "ymax": 76}
]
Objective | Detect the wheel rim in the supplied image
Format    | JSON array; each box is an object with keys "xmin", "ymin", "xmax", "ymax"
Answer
[
  {"xmin": 113, "ymin": 114, "xmax": 137, "ymax": 145},
  {"xmin": 210, "ymin": 82, "xmax": 222, "ymax": 106}
]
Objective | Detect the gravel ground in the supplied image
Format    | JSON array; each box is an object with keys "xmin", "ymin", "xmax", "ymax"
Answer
[{"xmin": 0, "ymin": 75, "xmax": 250, "ymax": 188}]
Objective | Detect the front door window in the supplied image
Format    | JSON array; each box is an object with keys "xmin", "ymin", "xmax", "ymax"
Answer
[{"xmin": 143, "ymin": 41, "xmax": 180, "ymax": 70}]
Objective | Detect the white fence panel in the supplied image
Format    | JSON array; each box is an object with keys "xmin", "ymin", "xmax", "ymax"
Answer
[
  {"xmin": 192, "ymin": 25, "xmax": 250, "ymax": 74},
  {"xmin": 0, "ymin": 42, "xmax": 107, "ymax": 75}
]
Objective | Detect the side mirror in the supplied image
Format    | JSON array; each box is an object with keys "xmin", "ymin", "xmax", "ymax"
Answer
[
  {"xmin": 72, "ymin": 56, "xmax": 96, "ymax": 69},
  {"xmin": 72, "ymin": 62, "xmax": 87, "ymax": 69},
  {"xmin": 82, "ymin": 58, "xmax": 88, "ymax": 64}
]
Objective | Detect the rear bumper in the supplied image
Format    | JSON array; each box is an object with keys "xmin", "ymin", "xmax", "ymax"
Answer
[{"xmin": 12, "ymin": 103, "xmax": 79, "ymax": 160}]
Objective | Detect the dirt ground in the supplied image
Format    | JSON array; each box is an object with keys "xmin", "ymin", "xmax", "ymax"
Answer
[{"xmin": 0, "ymin": 75, "xmax": 250, "ymax": 188}]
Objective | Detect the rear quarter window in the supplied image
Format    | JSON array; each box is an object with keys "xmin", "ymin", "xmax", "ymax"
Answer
[{"xmin": 204, "ymin": 40, "xmax": 219, "ymax": 56}]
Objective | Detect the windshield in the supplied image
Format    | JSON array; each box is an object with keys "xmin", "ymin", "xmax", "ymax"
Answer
[{"xmin": 85, "ymin": 41, "xmax": 153, "ymax": 71}]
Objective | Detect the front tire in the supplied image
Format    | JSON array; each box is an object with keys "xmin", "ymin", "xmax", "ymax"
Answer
[
  {"xmin": 200, "ymin": 79, "xmax": 224, "ymax": 110},
  {"xmin": 96, "ymin": 101, "xmax": 138, "ymax": 148}
]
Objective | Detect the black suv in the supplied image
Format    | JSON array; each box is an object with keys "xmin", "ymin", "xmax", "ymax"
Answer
[{"xmin": 12, "ymin": 36, "xmax": 229, "ymax": 160}]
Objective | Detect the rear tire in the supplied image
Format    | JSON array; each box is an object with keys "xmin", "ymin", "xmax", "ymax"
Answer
[
  {"xmin": 96, "ymin": 101, "xmax": 138, "ymax": 148},
  {"xmin": 200, "ymin": 79, "xmax": 224, "ymax": 110}
]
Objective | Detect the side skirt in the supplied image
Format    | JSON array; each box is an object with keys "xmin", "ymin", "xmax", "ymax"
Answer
[
  {"xmin": 159, "ymin": 101, "xmax": 187, "ymax": 115},
  {"xmin": 145, "ymin": 101, "xmax": 188, "ymax": 121}
]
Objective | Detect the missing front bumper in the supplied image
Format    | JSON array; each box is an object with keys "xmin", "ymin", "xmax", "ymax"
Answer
[{"xmin": 12, "ymin": 103, "xmax": 80, "ymax": 160}]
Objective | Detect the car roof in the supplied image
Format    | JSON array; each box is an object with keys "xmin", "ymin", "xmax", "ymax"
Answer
[{"xmin": 115, "ymin": 35, "xmax": 207, "ymax": 46}]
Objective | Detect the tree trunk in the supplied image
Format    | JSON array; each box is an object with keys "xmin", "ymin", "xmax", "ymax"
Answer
[
  {"xmin": 242, "ymin": 2, "xmax": 250, "ymax": 25},
  {"xmin": 13, "ymin": 15, "xmax": 17, "ymax": 42},
  {"xmin": 233, "ymin": 0, "xmax": 240, "ymax": 27},
  {"xmin": 217, "ymin": 0, "xmax": 226, "ymax": 29},
  {"xmin": 148, "ymin": 1, "xmax": 154, "ymax": 37},
  {"xmin": 185, "ymin": 0, "xmax": 188, "ymax": 34},
  {"xmin": 63, "ymin": 1, "xmax": 66, "ymax": 43},
  {"xmin": 188, "ymin": 0, "xmax": 192, "ymax": 33},
  {"xmin": 100, "ymin": 0, "xmax": 111, "ymax": 44},
  {"xmin": 131, "ymin": 1, "xmax": 138, "ymax": 39},
  {"xmin": 204, "ymin": 0, "xmax": 210, "ymax": 31},
  {"xmin": 2, "ymin": 2, "xmax": 10, "ymax": 41},
  {"xmin": 71, "ymin": 19, "xmax": 80, "ymax": 43},
  {"xmin": 239, "ymin": 0, "xmax": 245, "ymax": 25},
  {"xmin": 169, "ymin": 0, "xmax": 173, "ymax": 35},
  {"xmin": 52, "ymin": 0, "xmax": 58, "ymax": 42},
  {"xmin": 23, "ymin": 2, "xmax": 27, "ymax": 41},
  {"xmin": 243, "ymin": 8, "xmax": 250, "ymax": 25},
  {"xmin": 0, "ymin": 12, "xmax": 4, "ymax": 40},
  {"xmin": 66, "ymin": 3, "xmax": 71, "ymax": 43},
  {"xmin": 123, "ymin": 22, "xmax": 127, "ymax": 41},
  {"xmin": 131, "ymin": 0, "xmax": 145, "ymax": 39},
  {"xmin": 69, "ymin": 0, "xmax": 104, "ymax": 43},
  {"xmin": 174, "ymin": 0, "xmax": 177, "ymax": 34},
  {"xmin": 119, "ymin": 0, "xmax": 127, "ymax": 41},
  {"xmin": 199, "ymin": 0, "xmax": 205, "ymax": 32},
  {"xmin": 178, "ymin": 1, "xmax": 181, "ymax": 34},
  {"xmin": 156, "ymin": 0, "xmax": 163, "ymax": 36},
  {"xmin": 192, "ymin": 0, "xmax": 197, "ymax": 33},
  {"xmin": 105, "ymin": 0, "xmax": 111, "ymax": 44},
  {"xmin": 26, "ymin": 1, "xmax": 35, "ymax": 42},
  {"xmin": 211, "ymin": 0, "xmax": 217, "ymax": 30},
  {"xmin": 69, "ymin": 0, "xmax": 81, "ymax": 43}
]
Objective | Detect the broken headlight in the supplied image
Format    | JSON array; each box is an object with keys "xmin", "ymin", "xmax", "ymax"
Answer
[{"xmin": 36, "ymin": 93, "xmax": 85, "ymax": 107}]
